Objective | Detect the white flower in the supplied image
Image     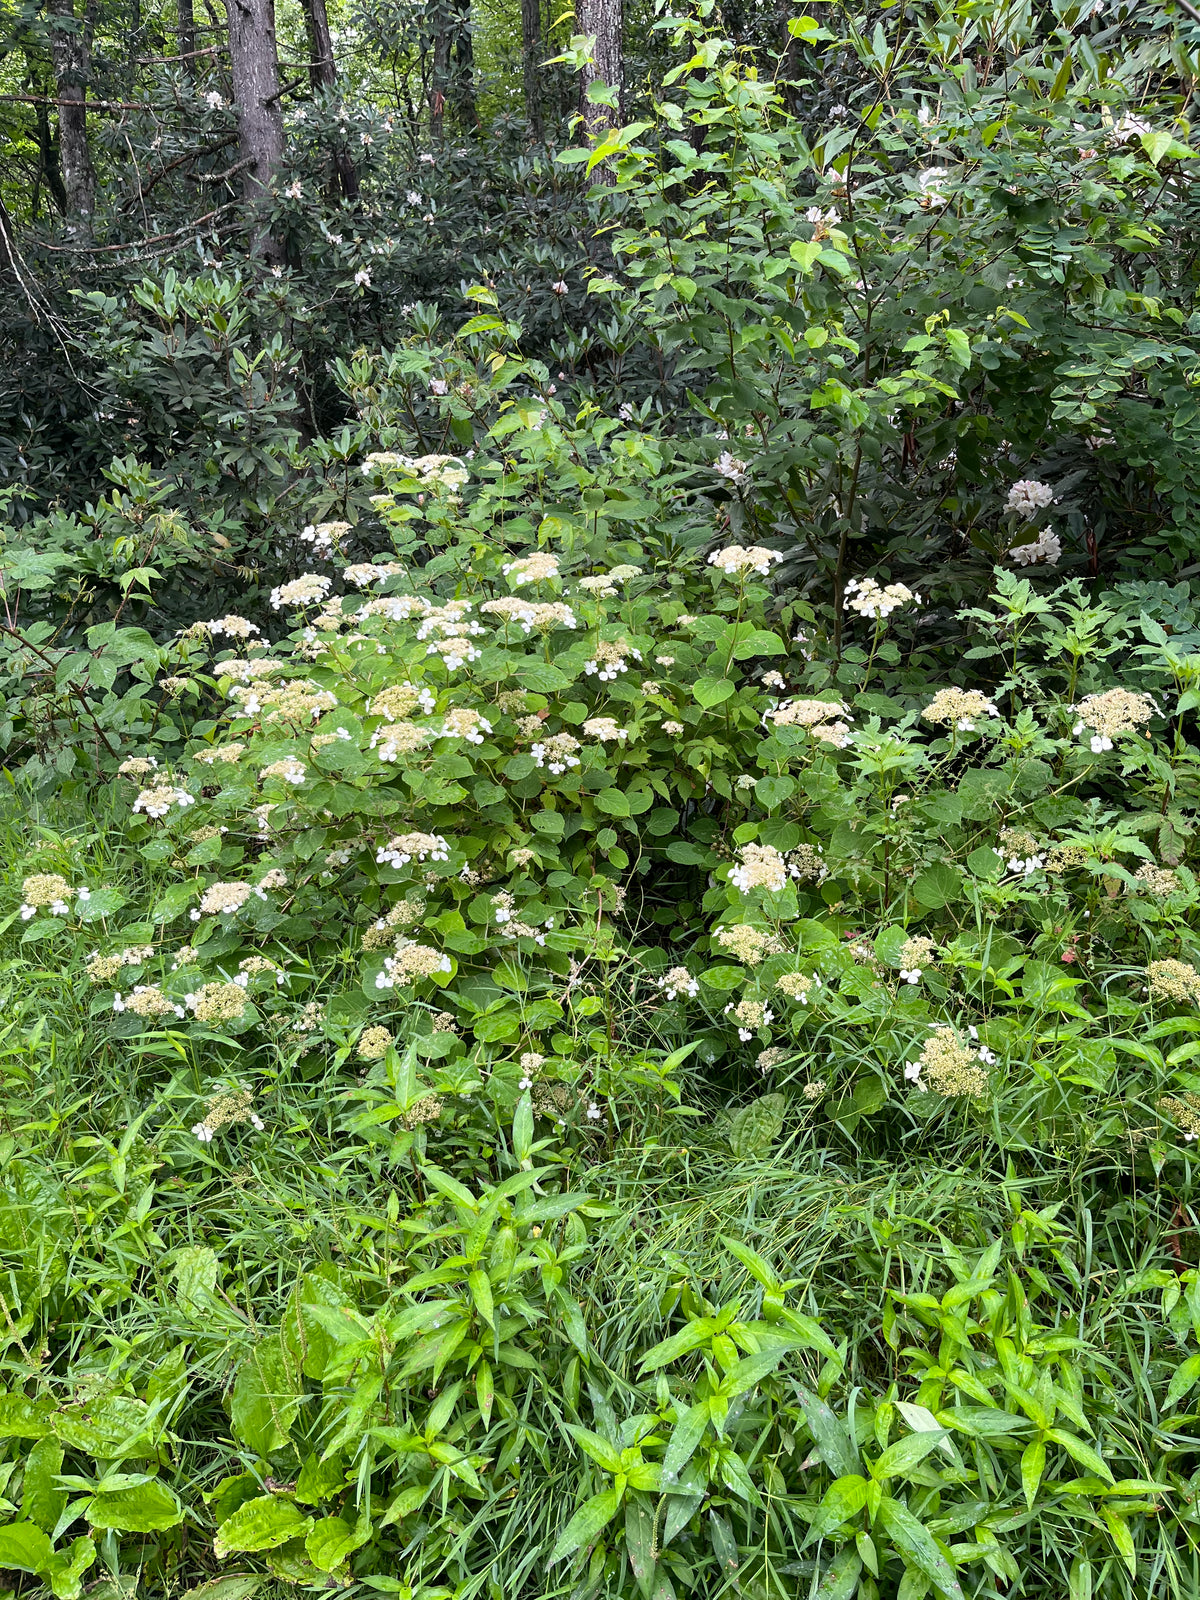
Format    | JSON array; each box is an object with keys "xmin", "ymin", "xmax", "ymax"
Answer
[
  {"xmin": 904, "ymin": 1061, "xmax": 923, "ymax": 1082},
  {"xmin": 285, "ymin": 179, "xmax": 303, "ymax": 200},
  {"xmin": 354, "ymin": 269, "xmax": 372, "ymax": 288},
  {"xmin": 429, "ymin": 378, "xmax": 449, "ymax": 396},
  {"xmin": 192, "ymin": 1122, "xmax": 214, "ymax": 1143},
  {"xmin": 586, "ymin": 1102, "xmax": 603, "ymax": 1121},
  {"xmin": 843, "ymin": 578, "xmax": 920, "ymax": 619},
  {"xmin": 713, "ymin": 453, "xmax": 750, "ymax": 485},
  {"xmin": 708, "ymin": 545, "xmax": 783, "ymax": 577},
  {"xmin": 899, "ymin": 968, "xmax": 922, "ymax": 983},
  {"xmin": 204, "ymin": 90, "xmax": 224, "ymax": 109},
  {"xmin": 1005, "ymin": 479, "xmax": 1055, "ymax": 517},
  {"xmin": 406, "ymin": 189, "xmax": 423, "ymax": 205},
  {"xmin": 1110, "ymin": 112, "xmax": 1152, "ymax": 143},
  {"xmin": 917, "ymin": 166, "xmax": 950, "ymax": 206},
  {"xmin": 270, "ymin": 573, "xmax": 332, "ymax": 610},
  {"xmin": 1009, "ymin": 529, "xmax": 1062, "ymax": 568},
  {"xmin": 551, "ymin": 279, "xmax": 569, "ymax": 294}
]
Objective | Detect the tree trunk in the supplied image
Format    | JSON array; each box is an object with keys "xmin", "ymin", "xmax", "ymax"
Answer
[
  {"xmin": 430, "ymin": 19, "xmax": 450, "ymax": 137},
  {"xmin": 47, "ymin": 0, "xmax": 97, "ymax": 237},
  {"xmin": 225, "ymin": 0, "xmax": 286, "ymax": 258},
  {"xmin": 301, "ymin": 0, "xmax": 358, "ymax": 198},
  {"xmin": 451, "ymin": 9, "xmax": 476, "ymax": 135},
  {"xmin": 520, "ymin": 0, "xmax": 541, "ymax": 139},
  {"xmin": 177, "ymin": 0, "xmax": 197, "ymax": 75},
  {"xmin": 577, "ymin": 0, "xmax": 620, "ymax": 175}
]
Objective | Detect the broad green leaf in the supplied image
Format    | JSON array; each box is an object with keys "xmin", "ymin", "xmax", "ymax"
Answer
[
  {"xmin": 0, "ymin": 1520, "xmax": 53, "ymax": 1573},
  {"xmin": 213, "ymin": 1497, "xmax": 313, "ymax": 1557},
  {"xmin": 1021, "ymin": 1439, "xmax": 1046, "ymax": 1509},
  {"xmin": 693, "ymin": 678, "xmax": 736, "ymax": 708},
  {"xmin": 804, "ymin": 1474, "xmax": 869, "ymax": 1543},
  {"xmin": 872, "ymin": 1429, "xmax": 948, "ymax": 1482},
  {"xmin": 878, "ymin": 1496, "xmax": 964, "ymax": 1600},
  {"xmin": 566, "ymin": 1425, "xmax": 625, "ymax": 1475},
  {"xmin": 305, "ymin": 1507, "xmax": 372, "ymax": 1572},
  {"xmin": 1047, "ymin": 1428, "xmax": 1114, "ymax": 1483},
  {"xmin": 662, "ymin": 1399, "xmax": 712, "ymax": 1485},
  {"xmin": 22, "ymin": 1438, "xmax": 65, "ymax": 1532},
  {"xmin": 727, "ymin": 1094, "xmax": 786, "ymax": 1158},
  {"xmin": 1101, "ymin": 1508, "xmax": 1135, "ymax": 1577},
  {"xmin": 43, "ymin": 1536, "xmax": 96, "ymax": 1600},
  {"xmin": 548, "ymin": 1487, "xmax": 620, "ymax": 1563},
  {"xmin": 1165, "ymin": 1350, "xmax": 1200, "ymax": 1409},
  {"xmin": 794, "ymin": 1386, "xmax": 860, "ymax": 1478},
  {"xmin": 87, "ymin": 1479, "xmax": 184, "ymax": 1532}
]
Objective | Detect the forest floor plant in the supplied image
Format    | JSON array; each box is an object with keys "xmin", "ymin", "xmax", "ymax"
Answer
[{"xmin": 3, "ymin": 405, "xmax": 1200, "ymax": 1598}]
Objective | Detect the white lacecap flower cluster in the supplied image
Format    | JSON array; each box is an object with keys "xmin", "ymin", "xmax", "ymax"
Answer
[
  {"xmin": 658, "ymin": 966, "xmax": 699, "ymax": 1000},
  {"xmin": 133, "ymin": 785, "xmax": 196, "ymax": 820},
  {"xmin": 270, "ymin": 573, "xmax": 333, "ymax": 610},
  {"xmin": 501, "ymin": 553, "xmax": 560, "ymax": 586},
  {"xmin": 376, "ymin": 832, "xmax": 450, "ymax": 867},
  {"xmin": 531, "ymin": 734, "xmax": 581, "ymax": 774},
  {"xmin": 708, "ymin": 545, "xmax": 783, "ymax": 577},
  {"xmin": 439, "ymin": 708, "xmax": 493, "ymax": 745},
  {"xmin": 843, "ymin": 578, "xmax": 920, "ymax": 619}
]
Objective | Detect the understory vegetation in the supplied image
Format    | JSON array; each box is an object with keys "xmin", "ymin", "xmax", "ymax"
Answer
[{"xmin": 8, "ymin": 0, "xmax": 1200, "ymax": 1594}]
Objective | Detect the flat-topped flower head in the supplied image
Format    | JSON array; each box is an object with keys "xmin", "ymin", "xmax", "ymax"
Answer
[
  {"xmin": 357, "ymin": 1025, "xmax": 394, "ymax": 1060},
  {"xmin": 769, "ymin": 697, "xmax": 851, "ymax": 730},
  {"xmin": 377, "ymin": 832, "xmax": 450, "ymax": 867},
  {"xmin": 844, "ymin": 578, "xmax": 920, "ymax": 619},
  {"xmin": 1073, "ymin": 688, "xmax": 1155, "ymax": 752},
  {"xmin": 198, "ymin": 881, "xmax": 254, "ymax": 917},
  {"xmin": 20, "ymin": 872, "xmax": 74, "ymax": 919},
  {"xmin": 371, "ymin": 723, "xmax": 428, "ymax": 762},
  {"xmin": 922, "ymin": 688, "xmax": 1000, "ymax": 731},
  {"xmin": 259, "ymin": 758, "xmax": 306, "ymax": 785},
  {"xmin": 184, "ymin": 982, "xmax": 248, "ymax": 1023},
  {"xmin": 582, "ymin": 717, "xmax": 628, "ymax": 742},
  {"xmin": 1148, "ymin": 959, "xmax": 1200, "ymax": 1006},
  {"xmin": 133, "ymin": 785, "xmax": 195, "ymax": 820},
  {"xmin": 911, "ymin": 1027, "xmax": 988, "ymax": 1097},
  {"xmin": 118, "ymin": 756, "xmax": 159, "ymax": 778},
  {"xmin": 343, "ymin": 561, "xmax": 406, "ymax": 587},
  {"xmin": 729, "ymin": 842, "xmax": 790, "ymax": 894},
  {"xmin": 585, "ymin": 639, "xmax": 641, "ymax": 681},
  {"xmin": 440, "ymin": 707, "xmax": 493, "ymax": 745},
  {"xmin": 114, "ymin": 984, "xmax": 184, "ymax": 1019},
  {"xmin": 270, "ymin": 574, "xmax": 333, "ymax": 610},
  {"xmin": 371, "ymin": 683, "xmax": 436, "ymax": 721},
  {"xmin": 658, "ymin": 966, "xmax": 699, "ymax": 999},
  {"xmin": 725, "ymin": 997, "xmax": 774, "ymax": 1040},
  {"xmin": 501, "ymin": 552, "xmax": 560, "ymax": 586},
  {"xmin": 481, "ymin": 597, "xmax": 577, "ymax": 633},
  {"xmin": 708, "ymin": 545, "xmax": 783, "ymax": 577},
  {"xmin": 715, "ymin": 924, "xmax": 786, "ymax": 965},
  {"xmin": 532, "ymin": 733, "xmax": 581, "ymax": 774},
  {"xmin": 776, "ymin": 970, "xmax": 821, "ymax": 1003},
  {"xmin": 375, "ymin": 941, "xmax": 453, "ymax": 988},
  {"xmin": 206, "ymin": 614, "xmax": 261, "ymax": 638},
  {"xmin": 192, "ymin": 743, "xmax": 245, "ymax": 766}
]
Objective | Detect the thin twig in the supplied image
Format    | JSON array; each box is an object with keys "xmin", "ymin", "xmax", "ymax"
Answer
[
  {"xmin": 35, "ymin": 203, "xmax": 240, "ymax": 251},
  {"xmin": 187, "ymin": 154, "xmax": 254, "ymax": 183},
  {"xmin": 121, "ymin": 132, "xmax": 238, "ymax": 208}
]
